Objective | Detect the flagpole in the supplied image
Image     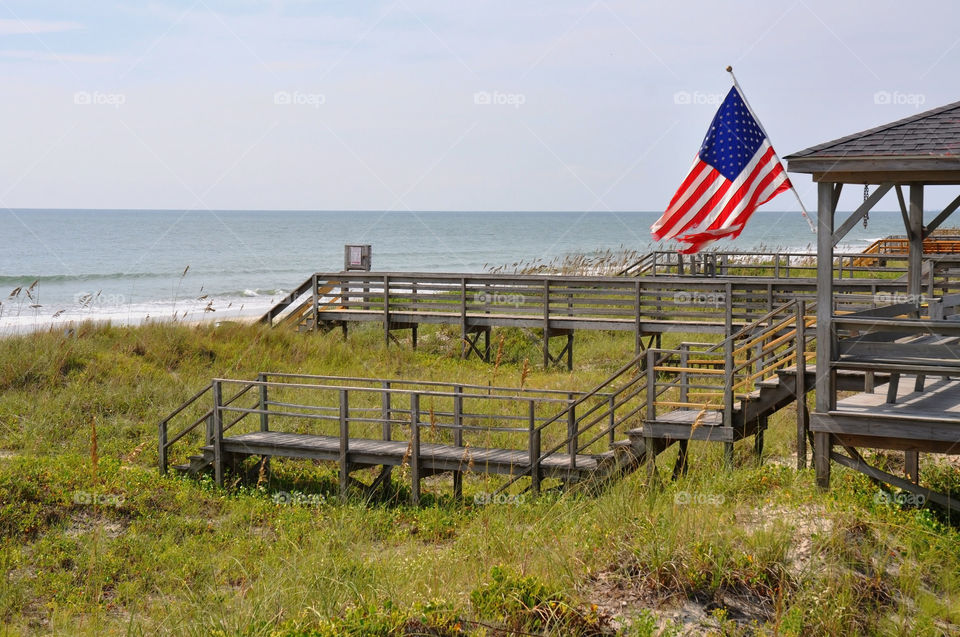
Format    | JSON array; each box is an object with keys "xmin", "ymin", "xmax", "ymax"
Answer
[{"xmin": 726, "ymin": 65, "xmax": 817, "ymax": 234}]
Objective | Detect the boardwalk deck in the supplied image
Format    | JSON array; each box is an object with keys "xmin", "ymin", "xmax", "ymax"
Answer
[{"xmin": 211, "ymin": 431, "xmax": 601, "ymax": 478}]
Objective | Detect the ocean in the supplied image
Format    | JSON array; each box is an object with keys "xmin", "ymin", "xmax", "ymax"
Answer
[{"xmin": 1, "ymin": 209, "xmax": 907, "ymax": 332}]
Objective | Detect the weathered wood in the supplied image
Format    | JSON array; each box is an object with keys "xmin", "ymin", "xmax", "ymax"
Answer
[
  {"xmin": 909, "ymin": 185, "xmax": 924, "ymax": 297},
  {"xmin": 815, "ymin": 181, "xmax": 836, "ymax": 488},
  {"xmin": 339, "ymin": 389, "xmax": 349, "ymax": 498},
  {"xmin": 410, "ymin": 393, "xmax": 421, "ymax": 505},
  {"xmin": 212, "ymin": 380, "xmax": 224, "ymax": 487},
  {"xmin": 529, "ymin": 402, "xmax": 540, "ymax": 495}
]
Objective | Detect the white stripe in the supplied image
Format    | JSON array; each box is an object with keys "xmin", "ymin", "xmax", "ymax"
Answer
[
  {"xmin": 659, "ymin": 175, "xmax": 729, "ymax": 240},
  {"xmin": 717, "ymin": 168, "xmax": 787, "ymax": 231},
  {"xmin": 652, "ymin": 158, "xmax": 707, "ymax": 234},
  {"xmin": 694, "ymin": 142, "xmax": 773, "ymax": 231}
]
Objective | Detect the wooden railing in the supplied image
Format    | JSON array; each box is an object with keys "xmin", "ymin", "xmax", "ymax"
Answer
[
  {"xmin": 158, "ymin": 372, "xmax": 613, "ymax": 479},
  {"xmin": 644, "ymin": 299, "xmax": 815, "ymax": 425},
  {"xmin": 259, "ymin": 271, "xmax": 948, "ymax": 333}
]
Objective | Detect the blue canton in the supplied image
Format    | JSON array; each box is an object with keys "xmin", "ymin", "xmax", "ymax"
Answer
[{"xmin": 698, "ymin": 87, "xmax": 766, "ymax": 181}]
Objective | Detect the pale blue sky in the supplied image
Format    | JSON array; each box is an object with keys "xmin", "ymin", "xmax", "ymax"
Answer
[{"xmin": 2, "ymin": 1, "xmax": 959, "ymax": 212}]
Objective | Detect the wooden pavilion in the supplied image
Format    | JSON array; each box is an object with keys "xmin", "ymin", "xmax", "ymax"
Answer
[{"xmin": 786, "ymin": 100, "xmax": 960, "ymax": 512}]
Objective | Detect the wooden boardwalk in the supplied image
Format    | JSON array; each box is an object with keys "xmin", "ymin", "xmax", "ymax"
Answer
[{"xmin": 258, "ymin": 271, "xmax": 947, "ymax": 369}]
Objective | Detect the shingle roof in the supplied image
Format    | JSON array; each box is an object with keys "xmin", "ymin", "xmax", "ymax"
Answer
[{"xmin": 785, "ymin": 99, "xmax": 960, "ymax": 159}]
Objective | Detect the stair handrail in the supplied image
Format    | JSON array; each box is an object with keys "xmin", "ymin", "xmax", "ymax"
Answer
[
  {"xmin": 159, "ymin": 381, "xmax": 259, "ymax": 474},
  {"xmin": 258, "ymin": 275, "xmax": 316, "ymax": 325}
]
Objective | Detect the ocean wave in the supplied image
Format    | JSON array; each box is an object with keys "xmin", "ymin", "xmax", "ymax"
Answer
[{"xmin": 0, "ymin": 269, "xmax": 306, "ymax": 286}]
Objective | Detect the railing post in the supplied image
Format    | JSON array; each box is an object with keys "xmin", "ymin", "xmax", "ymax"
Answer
[
  {"xmin": 258, "ymin": 373, "xmax": 269, "ymax": 432},
  {"xmin": 453, "ymin": 386, "xmax": 464, "ymax": 500},
  {"xmin": 608, "ymin": 395, "xmax": 616, "ymax": 446},
  {"xmin": 312, "ymin": 274, "xmax": 320, "ymax": 331},
  {"xmin": 158, "ymin": 420, "xmax": 168, "ymax": 475},
  {"xmin": 723, "ymin": 329, "xmax": 735, "ymax": 468},
  {"xmin": 795, "ymin": 300, "xmax": 808, "ymax": 470},
  {"xmin": 410, "ymin": 394, "xmax": 421, "ymax": 505},
  {"xmin": 339, "ymin": 389, "xmax": 350, "ymax": 499},
  {"xmin": 646, "ymin": 348, "xmax": 656, "ymax": 421},
  {"xmin": 542, "ymin": 279, "xmax": 551, "ymax": 368},
  {"xmin": 567, "ymin": 398, "xmax": 577, "ymax": 469},
  {"xmin": 381, "ymin": 381, "xmax": 392, "ymax": 441},
  {"xmin": 679, "ymin": 345, "xmax": 689, "ymax": 405},
  {"xmin": 529, "ymin": 400, "xmax": 540, "ymax": 495},
  {"xmin": 212, "ymin": 380, "xmax": 224, "ymax": 487},
  {"xmin": 383, "ymin": 274, "xmax": 390, "ymax": 348}
]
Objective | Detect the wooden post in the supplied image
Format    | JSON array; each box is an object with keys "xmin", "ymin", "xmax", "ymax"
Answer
[
  {"xmin": 529, "ymin": 400, "xmax": 540, "ymax": 495},
  {"xmin": 542, "ymin": 279, "xmax": 550, "ymax": 368},
  {"xmin": 905, "ymin": 184, "xmax": 924, "ymax": 480},
  {"xmin": 567, "ymin": 399, "xmax": 577, "ymax": 469},
  {"xmin": 634, "ymin": 280, "xmax": 642, "ymax": 355},
  {"xmin": 795, "ymin": 301, "xmax": 807, "ymax": 469},
  {"xmin": 158, "ymin": 420, "xmax": 168, "ymax": 475},
  {"xmin": 339, "ymin": 389, "xmax": 349, "ymax": 499},
  {"xmin": 312, "ymin": 274, "xmax": 319, "ymax": 331},
  {"xmin": 459, "ymin": 278, "xmax": 467, "ymax": 359},
  {"xmin": 381, "ymin": 381, "xmax": 392, "ymax": 440},
  {"xmin": 608, "ymin": 395, "xmax": 616, "ymax": 446},
  {"xmin": 410, "ymin": 393, "xmax": 421, "ymax": 505},
  {"xmin": 815, "ymin": 181, "xmax": 836, "ymax": 488},
  {"xmin": 645, "ymin": 348, "xmax": 657, "ymax": 477},
  {"xmin": 723, "ymin": 287, "xmax": 734, "ymax": 468},
  {"xmin": 212, "ymin": 380, "xmax": 224, "ymax": 487},
  {"xmin": 258, "ymin": 373, "xmax": 269, "ymax": 432},
  {"xmin": 453, "ymin": 386, "xmax": 463, "ymax": 500},
  {"xmin": 383, "ymin": 274, "xmax": 390, "ymax": 348}
]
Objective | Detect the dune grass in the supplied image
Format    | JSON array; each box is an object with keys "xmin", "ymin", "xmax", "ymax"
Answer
[{"xmin": 0, "ymin": 320, "xmax": 958, "ymax": 635}]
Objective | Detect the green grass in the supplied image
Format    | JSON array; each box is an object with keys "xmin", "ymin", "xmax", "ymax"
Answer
[{"xmin": 0, "ymin": 320, "xmax": 958, "ymax": 635}]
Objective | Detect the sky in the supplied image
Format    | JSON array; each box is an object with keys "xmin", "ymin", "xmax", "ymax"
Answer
[{"xmin": 2, "ymin": 0, "xmax": 960, "ymax": 213}]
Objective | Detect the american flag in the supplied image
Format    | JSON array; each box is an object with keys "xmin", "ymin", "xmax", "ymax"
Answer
[{"xmin": 652, "ymin": 85, "xmax": 792, "ymax": 254}]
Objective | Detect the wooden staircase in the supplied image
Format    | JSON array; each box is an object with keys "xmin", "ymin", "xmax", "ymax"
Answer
[{"xmin": 160, "ymin": 299, "xmax": 830, "ymax": 500}]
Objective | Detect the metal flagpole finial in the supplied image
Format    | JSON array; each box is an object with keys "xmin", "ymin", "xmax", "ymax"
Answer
[{"xmin": 726, "ymin": 65, "xmax": 733, "ymax": 73}]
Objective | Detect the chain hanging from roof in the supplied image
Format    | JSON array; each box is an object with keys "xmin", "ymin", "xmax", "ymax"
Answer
[{"xmin": 863, "ymin": 184, "xmax": 870, "ymax": 228}]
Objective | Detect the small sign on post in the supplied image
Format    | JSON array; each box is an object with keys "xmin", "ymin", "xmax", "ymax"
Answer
[{"xmin": 344, "ymin": 244, "xmax": 372, "ymax": 271}]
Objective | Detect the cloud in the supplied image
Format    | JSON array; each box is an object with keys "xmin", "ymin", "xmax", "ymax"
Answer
[{"xmin": 0, "ymin": 19, "xmax": 83, "ymax": 35}]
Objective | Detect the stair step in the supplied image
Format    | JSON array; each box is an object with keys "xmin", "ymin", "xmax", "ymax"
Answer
[
  {"xmin": 171, "ymin": 463, "xmax": 191, "ymax": 473},
  {"xmin": 189, "ymin": 454, "xmax": 210, "ymax": 462}
]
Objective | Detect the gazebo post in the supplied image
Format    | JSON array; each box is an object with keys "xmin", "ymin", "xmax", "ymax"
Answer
[
  {"xmin": 814, "ymin": 180, "xmax": 836, "ymax": 489},
  {"xmin": 905, "ymin": 184, "xmax": 924, "ymax": 484},
  {"xmin": 908, "ymin": 184, "xmax": 925, "ymax": 299}
]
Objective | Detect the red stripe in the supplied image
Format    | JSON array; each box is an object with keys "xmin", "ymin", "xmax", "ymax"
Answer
[
  {"xmin": 716, "ymin": 164, "xmax": 789, "ymax": 235},
  {"xmin": 652, "ymin": 160, "xmax": 712, "ymax": 239},
  {"xmin": 702, "ymin": 153, "xmax": 783, "ymax": 233},
  {"xmin": 652, "ymin": 163, "xmax": 724, "ymax": 239},
  {"xmin": 666, "ymin": 178, "xmax": 734, "ymax": 238}
]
